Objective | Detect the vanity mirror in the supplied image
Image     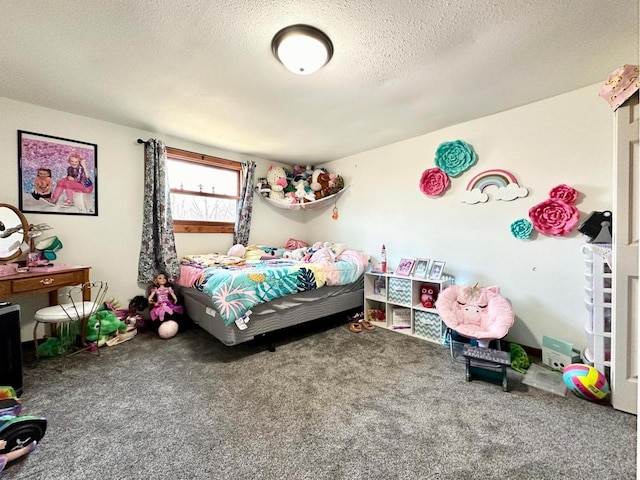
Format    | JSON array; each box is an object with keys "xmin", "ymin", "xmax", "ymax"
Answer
[{"xmin": 0, "ymin": 204, "xmax": 29, "ymax": 261}]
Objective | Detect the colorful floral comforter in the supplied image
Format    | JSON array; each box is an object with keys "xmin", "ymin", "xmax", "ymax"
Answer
[{"xmin": 180, "ymin": 250, "xmax": 369, "ymax": 326}]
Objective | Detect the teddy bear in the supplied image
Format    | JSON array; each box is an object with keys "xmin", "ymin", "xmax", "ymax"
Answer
[
  {"xmin": 310, "ymin": 169, "xmax": 331, "ymax": 200},
  {"xmin": 266, "ymin": 164, "xmax": 288, "ymax": 202}
]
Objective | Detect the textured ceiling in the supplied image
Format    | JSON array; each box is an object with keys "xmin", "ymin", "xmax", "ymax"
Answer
[{"xmin": 0, "ymin": 1, "xmax": 638, "ymax": 164}]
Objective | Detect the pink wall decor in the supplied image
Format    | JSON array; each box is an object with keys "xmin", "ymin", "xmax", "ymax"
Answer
[
  {"xmin": 528, "ymin": 184, "xmax": 580, "ymax": 236},
  {"xmin": 419, "ymin": 167, "xmax": 449, "ymax": 197}
]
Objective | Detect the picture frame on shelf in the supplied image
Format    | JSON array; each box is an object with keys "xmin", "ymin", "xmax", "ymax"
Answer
[
  {"xmin": 395, "ymin": 258, "xmax": 415, "ymax": 276},
  {"xmin": 429, "ymin": 260, "xmax": 446, "ymax": 280},
  {"xmin": 412, "ymin": 258, "xmax": 431, "ymax": 278}
]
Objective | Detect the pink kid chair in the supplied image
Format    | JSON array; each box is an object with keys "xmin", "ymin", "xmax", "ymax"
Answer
[{"xmin": 436, "ymin": 284, "xmax": 515, "ymax": 352}]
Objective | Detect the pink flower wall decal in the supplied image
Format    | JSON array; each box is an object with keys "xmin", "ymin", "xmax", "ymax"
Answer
[
  {"xmin": 548, "ymin": 184, "xmax": 578, "ymax": 205},
  {"xmin": 528, "ymin": 198, "xmax": 580, "ymax": 236},
  {"xmin": 419, "ymin": 167, "xmax": 449, "ymax": 197}
]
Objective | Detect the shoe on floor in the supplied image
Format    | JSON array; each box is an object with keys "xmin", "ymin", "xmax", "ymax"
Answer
[
  {"xmin": 360, "ymin": 320, "xmax": 375, "ymax": 331},
  {"xmin": 349, "ymin": 322, "xmax": 362, "ymax": 333}
]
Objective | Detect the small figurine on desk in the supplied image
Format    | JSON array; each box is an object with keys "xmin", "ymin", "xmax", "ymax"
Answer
[{"xmin": 148, "ymin": 272, "xmax": 184, "ymax": 339}]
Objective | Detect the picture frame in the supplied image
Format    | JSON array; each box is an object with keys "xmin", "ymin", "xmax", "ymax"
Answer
[
  {"xmin": 412, "ymin": 258, "xmax": 431, "ymax": 278},
  {"xmin": 429, "ymin": 260, "xmax": 446, "ymax": 280},
  {"xmin": 395, "ymin": 258, "xmax": 415, "ymax": 276},
  {"xmin": 18, "ymin": 130, "xmax": 98, "ymax": 216}
]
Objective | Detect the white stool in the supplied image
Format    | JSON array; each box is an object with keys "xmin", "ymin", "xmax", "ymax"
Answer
[{"xmin": 33, "ymin": 281, "xmax": 107, "ymax": 361}]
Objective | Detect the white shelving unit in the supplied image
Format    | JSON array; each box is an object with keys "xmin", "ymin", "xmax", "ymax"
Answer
[
  {"xmin": 364, "ymin": 271, "xmax": 453, "ymax": 344},
  {"xmin": 582, "ymin": 244, "xmax": 612, "ymax": 375}
]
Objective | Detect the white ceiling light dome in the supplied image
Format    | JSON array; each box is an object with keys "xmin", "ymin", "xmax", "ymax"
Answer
[{"xmin": 272, "ymin": 24, "xmax": 334, "ymax": 75}]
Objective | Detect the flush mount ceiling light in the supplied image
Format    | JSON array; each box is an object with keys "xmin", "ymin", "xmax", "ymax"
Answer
[{"xmin": 271, "ymin": 24, "xmax": 333, "ymax": 75}]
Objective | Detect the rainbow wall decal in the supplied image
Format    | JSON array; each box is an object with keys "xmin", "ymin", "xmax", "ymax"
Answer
[{"xmin": 462, "ymin": 168, "xmax": 528, "ymax": 204}]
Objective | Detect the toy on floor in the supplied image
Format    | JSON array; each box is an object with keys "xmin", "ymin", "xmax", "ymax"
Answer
[
  {"xmin": 106, "ymin": 295, "xmax": 148, "ymax": 330},
  {"xmin": 562, "ymin": 364, "xmax": 610, "ymax": 402},
  {"xmin": 0, "ymin": 386, "xmax": 47, "ymax": 478},
  {"xmin": 122, "ymin": 295, "xmax": 149, "ymax": 330},
  {"xmin": 85, "ymin": 309, "xmax": 127, "ymax": 347},
  {"xmin": 148, "ymin": 272, "xmax": 183, "ymax": 339},
  {"xmin": 36, "ymin": 337, "xmax": 64, "ymax": 357},
  {"xmin": 509, "ymin": 343, "xmax": 531, "ymax": 374}
]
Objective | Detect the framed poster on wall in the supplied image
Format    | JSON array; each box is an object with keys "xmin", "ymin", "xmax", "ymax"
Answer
[{"xmin": 18, "ymin": 130, "xmax": 98, "ymax": 216}]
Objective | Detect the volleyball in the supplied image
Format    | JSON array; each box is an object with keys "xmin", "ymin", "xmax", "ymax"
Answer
[{"xmin": 562, "ymin": 364, "xmax": 609, "ymax": 402}]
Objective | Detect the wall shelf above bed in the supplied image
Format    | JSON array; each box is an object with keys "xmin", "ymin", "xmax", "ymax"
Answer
[{"xmin": 255, "ymin": 185, "xmax": 349, "ymax": 210}]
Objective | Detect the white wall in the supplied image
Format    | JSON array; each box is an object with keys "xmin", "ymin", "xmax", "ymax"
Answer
[
  {"xmin": 0, "ymin": 85, "xmax": 616, "ymax": 350},
  {"xmin": 0, "ymin": 97, "xmax": 307, "ymax": 341},
  {"xmin": 311, "ymin": 84, "xmax": 613, "ymax": 350}
]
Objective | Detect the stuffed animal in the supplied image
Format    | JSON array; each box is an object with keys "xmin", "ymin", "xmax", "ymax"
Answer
[
  {"xmin": 256, "ymin": 177, "xmax": 271, "ymax": 197},
  {"xmin": 86, "ymin": 309, "xmax": 127, "ymax": 346},
  {"xmin": 228, "ymin": 243, "xmax": 247, "ymax": 258},
  {"xmin": 294, "ymin": 179, "xmax": 316, "ymax": 203},
  {"xmin": 328, "ymin": 174, "xmax": 345, "ymax": 196},
  {"xmin": 420, "ymin": 285, "xmax": 438, "ymax": 308},
  {"xmin": 36, "ymin": 337, "xmax": 64, "ymax": 357},
  {"xmin": 310, "ymin": 169, "xmax": 331, "ymax": 200},
  {"xmin": 283, "ymin": 247, "xmax": 309, "ymax": 261},
  {"xmin": 266, "ymin": 164, "xmax": 288, "ymax": 202}
]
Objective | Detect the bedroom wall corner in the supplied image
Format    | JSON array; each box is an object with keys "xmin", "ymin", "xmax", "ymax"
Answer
[{"xmin": 309, "ymin": 84, "xmax": 614, "ymax": 351}]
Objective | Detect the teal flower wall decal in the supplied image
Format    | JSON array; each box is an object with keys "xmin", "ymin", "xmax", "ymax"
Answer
[
  {"xmin": 510, "ymin": 218, "xmax": 533, "ymax": 240},
  {"xmin": 434, "ymin": 140, "xmax": 477, "ymax": 177}
]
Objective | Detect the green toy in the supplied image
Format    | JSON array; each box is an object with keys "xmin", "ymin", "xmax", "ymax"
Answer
[
  {"xmin": 36, "ymin": 337, "xmax": 64, "ymax": 357},
  {"xmin": 86, "ymin": 309, "xmax": 126, "ymax": 346},
  {"xmin": 510, "ymin": 342, "xmax": 531, "ymax": 374}
]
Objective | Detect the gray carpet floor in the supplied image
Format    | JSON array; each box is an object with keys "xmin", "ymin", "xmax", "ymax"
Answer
[{"xmin": 4, "ymin": 317, "xmax": 637, "ymax": 480}]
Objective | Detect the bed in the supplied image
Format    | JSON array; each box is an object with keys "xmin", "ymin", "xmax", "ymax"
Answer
[{"xmin": 175, "ymin": 246, "xmax": 369, "ymax": 346}]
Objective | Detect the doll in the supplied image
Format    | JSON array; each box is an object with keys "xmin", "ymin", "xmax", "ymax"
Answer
[
  {"xmin": 124, "ymin": 295, "xmax": 149, "ymax": 330},
  {"xmin": 148, "ymin": 272, "xmax": 184, "ymax": 339}
]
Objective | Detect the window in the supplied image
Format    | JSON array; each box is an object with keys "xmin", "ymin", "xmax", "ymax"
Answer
[{"xmin": 166, "ymin": 147, "xmax": 242, "ymax": 233}]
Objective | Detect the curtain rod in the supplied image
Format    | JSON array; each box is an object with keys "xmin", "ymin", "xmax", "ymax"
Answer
[{"xmin": 136, "ymin": 138, "xmax": 147, "ymax": 144}]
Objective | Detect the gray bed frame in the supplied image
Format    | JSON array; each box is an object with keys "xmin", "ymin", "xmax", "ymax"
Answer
[{"xmin": 175, "ymin": 276, "xmax": 364, "ymax": 346}]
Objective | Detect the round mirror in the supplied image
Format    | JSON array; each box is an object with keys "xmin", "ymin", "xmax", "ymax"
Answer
[{"xmin": 0, "ymin": 204, "xmax": 28, "ymax": 261}]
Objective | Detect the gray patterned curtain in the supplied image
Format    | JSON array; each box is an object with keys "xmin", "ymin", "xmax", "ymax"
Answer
[
  {"xmin": 233, "ymin": 160, "xmax": 256, "ymax": 246},
  {"xmin": 137, "ymin": 139, "xmax": 180, "ymax": 283}
]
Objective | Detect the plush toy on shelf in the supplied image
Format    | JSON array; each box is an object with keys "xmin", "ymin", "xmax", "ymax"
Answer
[
  {"xmin": 327, "ymin": 174, "xmax": 345, "ymax": 196},
  {"xmin": 310, "ymin": 169, "xmax": 331, "ymax": 200},
  {"xmin": 255, "ymin": 177, "xmax": 271, "ymax": 197},
  {"xmin": 266, "ymin": 164, "xmax": 289, "ymax": 202},
  {"xmin": 420, "ymin": 284, "xmax": 439, "ymax": 308},
  {"xmin": 294, "ymin": 179, "xmax": 316, "ymax": 203}
]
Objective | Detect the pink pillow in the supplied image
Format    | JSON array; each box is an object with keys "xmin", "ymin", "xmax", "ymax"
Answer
[{"xmin": 284, "ymin": 238, "xmax": 307, "ymax": 250}]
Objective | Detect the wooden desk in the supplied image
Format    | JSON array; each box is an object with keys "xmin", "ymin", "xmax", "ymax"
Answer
[
  {"xmin": 0, "ymin": 265, "xmax": 91, "ymax": 346},
  {"xmin": 0, "ymin": 265, "xmax": 90, "ymax": 304}
]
